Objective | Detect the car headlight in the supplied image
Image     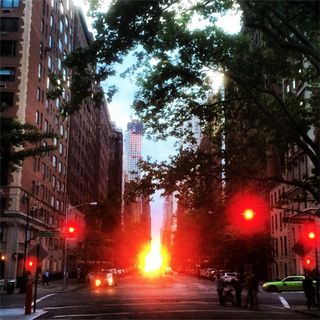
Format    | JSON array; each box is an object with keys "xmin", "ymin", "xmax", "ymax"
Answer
[{"xmin": 95, "ymin": 279, "xmax": 102, "ymax": 287}]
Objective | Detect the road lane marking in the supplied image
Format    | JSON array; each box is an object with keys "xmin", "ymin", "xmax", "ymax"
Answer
[
  {"xmin": 32, "ymin": 293, "xmax": 56, "ymax": 306},
  {"xmin": 279, "ymin": 296, "xmax": 290, "ymax": 309}
]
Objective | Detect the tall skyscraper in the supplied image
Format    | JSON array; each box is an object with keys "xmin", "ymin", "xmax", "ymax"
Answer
[{"xmin": 124, "ymin": 120, "xmax": 143, "ymax": 182}]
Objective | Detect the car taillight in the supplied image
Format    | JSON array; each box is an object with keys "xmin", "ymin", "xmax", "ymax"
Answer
[{"xmin": 95, "ymin": 279, "xmax": 102, "ymax": 287}]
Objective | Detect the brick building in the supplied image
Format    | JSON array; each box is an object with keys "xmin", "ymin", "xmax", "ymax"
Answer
[{"xmin": 0, "ymin": 0, "xmax": 123, "ymax": 284}]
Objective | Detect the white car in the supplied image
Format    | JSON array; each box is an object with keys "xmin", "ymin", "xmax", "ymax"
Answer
[
  {"xmin": 221, "ymin": 272, "xmax": 238, "ymax": 283},
  {"xmin": 164, "ymin": 267, "xmax": 173, "ymax": 274}
]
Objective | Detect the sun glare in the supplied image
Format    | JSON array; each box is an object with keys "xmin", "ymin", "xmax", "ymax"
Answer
[{"xmin": 138, "ymin": 239, "xmax": 169, "ymax": 277}]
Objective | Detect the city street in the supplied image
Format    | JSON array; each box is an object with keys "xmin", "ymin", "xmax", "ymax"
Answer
[{"xmin": 2, "ymin": 272, "xmax": 317, "ymax": 320}]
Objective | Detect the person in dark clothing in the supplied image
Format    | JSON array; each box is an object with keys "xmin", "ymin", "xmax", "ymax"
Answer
[
  {"xmin": 216, "ymin": 273, "xmax": 225, "ymax": 306},
  {"xmin": 231, "ymin": 274, "xmax": 242, "ymax": 307},
  {"xmin": 303, "ymin": 274, "xmax": 315, "ymax": 310}
]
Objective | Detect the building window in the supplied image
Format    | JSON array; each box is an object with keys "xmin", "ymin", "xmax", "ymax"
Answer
[
  {"xmin": 0, "ymin": 40, "xmax": 16, "ymax": 56},
  {"xmin": 50, "ymin": 196, "xmax": 54, "ymax": 207},
  {"xmin": 38, "ymin": 63, "xmax": 42, "ymax": 80},
  {"xmin": 44, "ymin": 119, "xmax": 48, "ymax": 132},
  {"xmin": 49, "ymin": 35, "xmax": 53, "ymax": 48},
  {"xmin": 59, "ymin": 19, "xmax": 63, "ymax": 33},
  {"xmin": 58, "ymin": 39, "xmax": 63, "ymax": 52},
  {"xmin": 284, "ymin": 236, "xmax": 288, "ymax": 256},
  {"xmin": 0, "ymin": 92, "xmax": 14, "ymax": 107},
  {"xmin": 35, "ymin": 111, "xmax": 40, "ymax": 124},
  {"xmin": 60, "ymin": 124, "xmax": 64, "ymax": 136},
  {"xmin": 0, "ymin": 67, "xmax": 15, "ymax": 81},
  {"xmin": 52, "ymin": 175, "xmax": 56, "ymax": 187},
  {"xmin": 0, "ymin": 0, "xmax": 20, "ymax": 7},
  {"xmin": 59, "ymin": 142, "xmax": 63, "ymax": 154},
  {"xmin": 52, "ymin": 155, "xmax": 57, "ymax": 167},
  {"xmin": 0, "ymin": 18, "xmax": 19, "ymax": 32},
  {"xmin": 37, "ymin": 87, "xmax": 41, "ymax": 101},
  {"xmin": 58, "ymin": 161, "xmax": 62, "ymax": 173},
  {"xmin": 47, "ymin": 55, "xmax": 52, "ymax": 70}
]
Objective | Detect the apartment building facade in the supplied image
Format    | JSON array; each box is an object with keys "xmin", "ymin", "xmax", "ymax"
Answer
[{"xmin": 0, "ymin": 0, "xmax": 123, "ymax": 283}]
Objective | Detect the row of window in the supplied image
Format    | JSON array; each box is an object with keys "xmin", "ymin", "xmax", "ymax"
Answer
[
  {"xmin": 273, "ymin": 236, "xmax": 288, "ymax": 257},
  {"xmin": 31, "ymin": 179, "xmax": 65, "ymax": 213},
  {"xmin": 0, "ymin": 0, "xmax": 20, "ymax": 8}
]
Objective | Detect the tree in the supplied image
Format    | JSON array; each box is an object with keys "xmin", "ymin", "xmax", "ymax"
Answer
[
  {"xmin": 63, "ymin": 0, "xmax": 319, "ymax": 203},
  {"xmin": 0, "ymin": 104, "xmax": 58, "ymax": 185}
]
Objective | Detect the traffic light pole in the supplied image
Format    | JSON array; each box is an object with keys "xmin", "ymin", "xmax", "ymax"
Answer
[
  {"xmin": 62, "ymin": 201, "xmax": 98, "ymax": 290},
  {"xmin": 20, "ymin": 194, "xmax": 30, "ymax": 294},
  {"xmin": 315, "ymin": 246, "xmax": 319, "ymax": 310}
]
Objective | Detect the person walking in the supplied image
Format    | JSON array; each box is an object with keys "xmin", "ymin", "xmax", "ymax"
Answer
[
  {"xmin": 242, "ymin": 271, "xmax": 251, "ymax": 308},
  {"xmin": 303, "ymin": 274, "xmax": 315, "ymax": 310},
  {"xmin": 249, "ymin": 271, "xmax": 259, "ymax": 310},
  {"xmin": 216, "ymin": 273, "xmax": 225, "ymax": 306},
  {"xmin": 231, "ymin": 274, "xmax": 242, "ymax": 307},
  {"xmin": 44, "ymin": 269, "xmax": 50, "ymax": 285}
]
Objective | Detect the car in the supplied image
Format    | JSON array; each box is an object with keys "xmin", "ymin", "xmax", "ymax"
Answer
[
  {"xmin": 262, "ymin": 275, "xmax": 316, "ymax": 292},
  {"xmin": 221, "ymin": 272, "xmax": 238, "ymax": 283},
  {"xmin": 89, "ymin": 272, "xmax": 117, "ymax": 288},
  {"xmin": 164, "ymin": 266, "xmax": 173, "ymax": 274}
]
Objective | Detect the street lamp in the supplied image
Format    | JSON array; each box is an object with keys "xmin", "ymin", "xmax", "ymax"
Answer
[{"xmin": 62, "ymin": 201, "xmax": 98, "ymax": 290}]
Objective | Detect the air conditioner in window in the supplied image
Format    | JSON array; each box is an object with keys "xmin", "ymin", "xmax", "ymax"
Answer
[
  {"xmin": 35, "ymin": 181, "xmax": 41, "ymax": 187},
  {"xmin": 30, "ymin": 206, "xmax": 38, "ymax": 211}
]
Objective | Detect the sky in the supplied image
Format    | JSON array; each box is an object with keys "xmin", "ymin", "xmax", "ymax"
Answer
[{"xmin": 74, "ymin": 0, "xmax": 241, "ymax": 240}]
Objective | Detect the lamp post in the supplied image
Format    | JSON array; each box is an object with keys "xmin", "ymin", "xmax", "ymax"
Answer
[{"xmin": 62, "ymin": 202, "xmax": 97, "ymax": 290}]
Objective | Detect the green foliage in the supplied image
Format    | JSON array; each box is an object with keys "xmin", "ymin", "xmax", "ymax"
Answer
[
  {"xmin": 66, "ymin": 0, "xmax": 319, "ymax": 203},
  {"xmin": 0, "ymin": 107, "xmax": 58, "ymax": 184}
]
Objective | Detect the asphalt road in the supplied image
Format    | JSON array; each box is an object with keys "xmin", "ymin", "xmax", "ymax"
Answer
[{"xmin": 14, "ymin": 273, "xmax": 316, "ymax": 319}]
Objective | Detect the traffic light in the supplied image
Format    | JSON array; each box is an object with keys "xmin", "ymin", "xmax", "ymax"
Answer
[
  {"xmin": 26, "ymin": 257, "xmax": 36, "ymax": 272},
  {"xmin": 303, "ymin": 256, "xmax": 315, "ymax": 270},
  {"xmin": 62, "ymin": 221, "xmax": 81, "ymax": 239},
  {"xmin": 300, "ymin": 225, "xmax": 316, "ymax": 255},
  {"xmin": 227, "ymin": 192, "xmax": 267, "ymax": 234},
  {"xmin": 243, "ymin": 208, "xmax": 255, "ymax": 220}
]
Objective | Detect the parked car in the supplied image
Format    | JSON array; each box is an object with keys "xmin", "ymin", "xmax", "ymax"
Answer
[{"xmin": 262, "ymin": 275, "xmax": 316, "ymax": 292}]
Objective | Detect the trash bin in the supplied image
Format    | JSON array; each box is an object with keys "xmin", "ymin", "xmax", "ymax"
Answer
[{"xmin": 6, "ymin": 280, "xmax": 15, "ymax": 294}]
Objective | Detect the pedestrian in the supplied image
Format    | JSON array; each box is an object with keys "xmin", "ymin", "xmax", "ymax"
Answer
[
  {"xmin": 242, "ymin": 271, "xmax": 251, "ymax": 308},
  {"xmin": 77, "ymin": 267, "xmax": 81, "ymax": 282},
  {"xmin": 216, "ymin": 273, "xmax": 225, "ymax": 306},
  {"xmin": 231, "ymin": 274, "xmax": 242, "ymax": 307},
  {"xmin": 302, "ymin": 274, "xmax": 315, "ymax": 310},
  {"xmin": 248, "ymin": 271, "xmax": 259, "ymax": 310},
  {"xmin": 44, "ymin": 269, "xmax": 50, "ymax": 285}
]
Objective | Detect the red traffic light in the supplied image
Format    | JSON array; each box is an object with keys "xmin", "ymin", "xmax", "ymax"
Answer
[
  {"xmin": 307, "ymin": 231, "xmax": 316, "ymax": 240},
  {"xmin": 67, "ymin": 226, "xmax": 75, "ymax": 234},
  {"xmin": 243, "ymin": 208, "xmax": 255, "ymax": 220},
  {"xmin": 26, "ymin": 257, "xmax": 36, "ymax": 271},
  {"xmin": 62, "ymin": 221, "xmax": 81, "ymax": 238},
  {"xmin": 303, "ymin": 256, "xmax": 315, "ymax": 270},
  {"xmin": 227, "ymin": 192, "xmax": 267, "ymax": 234}
]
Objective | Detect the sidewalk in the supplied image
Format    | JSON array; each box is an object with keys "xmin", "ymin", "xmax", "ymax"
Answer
[
  {"xmin": 290, "ymin": 304, "xmax": 320, "ymax": 319},
  {"xmin": 0, "ymin": 278, "xmax": 84, "ymax": 320}
]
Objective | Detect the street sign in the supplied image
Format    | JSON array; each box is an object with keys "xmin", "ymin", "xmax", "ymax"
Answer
[
  {"xmin": 39, "ymin": 230, "xmax": 59, "ymax": 237},
  {"xmin": 283, "ymin": 217, "xmax": 314, "ymax": 224}
]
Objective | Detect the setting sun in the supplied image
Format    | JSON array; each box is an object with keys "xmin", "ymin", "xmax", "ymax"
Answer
[{"xmin": 138, "ymin": 239, "xmax": 169, "ymax": 277}]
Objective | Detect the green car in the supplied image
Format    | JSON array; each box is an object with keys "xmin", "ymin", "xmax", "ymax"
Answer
[{"xmin": 262, "ymin": 275, "xmax": 315, "ymax": 292}]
